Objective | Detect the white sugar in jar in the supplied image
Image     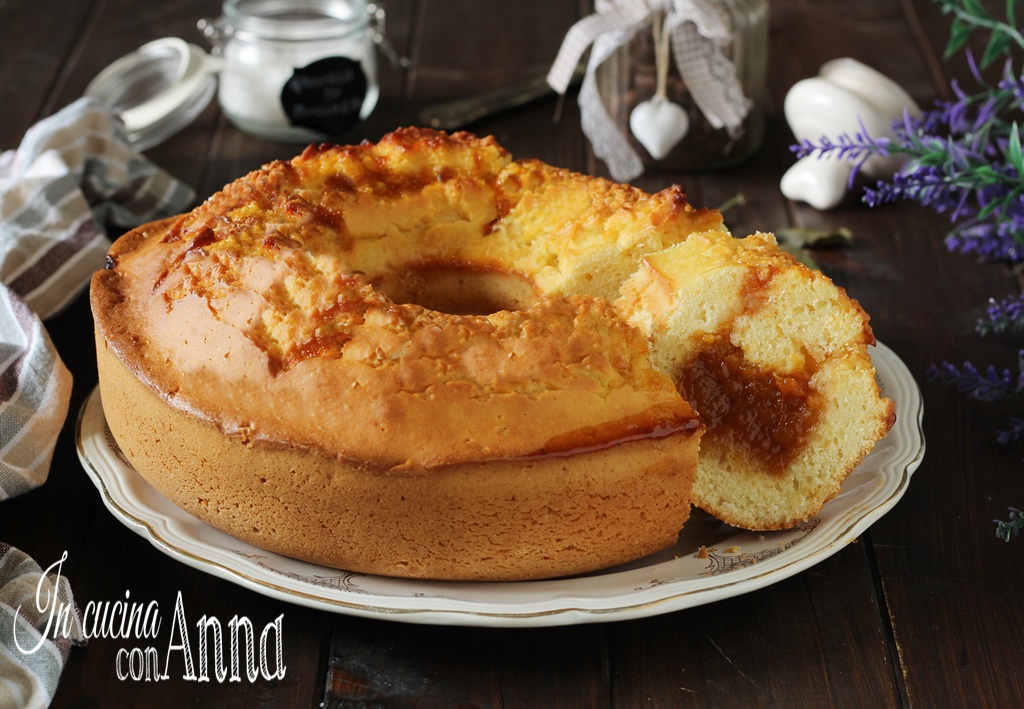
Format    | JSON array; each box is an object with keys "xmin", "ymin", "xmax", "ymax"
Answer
[{"xmin": 206, "ymin": 0, "xmax": 379, "ymax": 142}]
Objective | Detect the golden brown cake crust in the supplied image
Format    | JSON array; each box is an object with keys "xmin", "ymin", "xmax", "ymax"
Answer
[
  {"xmin": 91, "ymin": 127, "xmax": 711, "ymax": 580},
  {"xmin": 96, "ymin": 337, "xmax": 700, "ymax": 581}
]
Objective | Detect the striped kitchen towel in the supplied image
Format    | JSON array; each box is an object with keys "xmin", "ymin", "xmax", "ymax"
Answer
[
  {"xmin": 0, "ymin": 97, "xmax": 195, "ymax": 707},
  {"xmin": 0, "ymin": 544, "xmax": 83, "ymax": 709},
  {"xmin": 0, "ymin": 97, "xmax": 194, "ymax": 501}
]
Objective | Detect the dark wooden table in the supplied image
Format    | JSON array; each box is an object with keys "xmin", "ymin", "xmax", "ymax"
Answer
[{"xmin": 1, "ymin": 0, "xmax": 1021, "ymax": 706}]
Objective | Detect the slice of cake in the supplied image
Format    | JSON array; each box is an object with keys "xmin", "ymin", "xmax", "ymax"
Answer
[{"xmin": 617, "ymin": 230, "xmax": 896, "ymax": 530}]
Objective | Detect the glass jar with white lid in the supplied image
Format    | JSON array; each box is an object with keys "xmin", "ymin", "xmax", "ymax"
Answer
[{"xmin": 205, "ymin": 0, "xmax": 381, "ymax": 142}]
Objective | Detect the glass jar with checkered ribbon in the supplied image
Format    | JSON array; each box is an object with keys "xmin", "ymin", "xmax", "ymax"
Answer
[{"xmin": 548, "ymin": 0, "xmax": 769, "ymax": 179}]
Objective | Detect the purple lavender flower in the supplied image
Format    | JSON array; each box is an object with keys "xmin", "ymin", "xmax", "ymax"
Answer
[
  {"xmin": 978, "ymin": 293, "xmax": 1024, "ymax": 336},
  {"xmin": 794, "ymin": 6, "xmax": 1024, "ymax": 541},
  {"xmin": 926, "ymin": 352, "xmax": 1024, "ymax": 402},
  {"xmin": 945, "ymin": 220, "xmax": 1024, "ymax": 262},
  {"xmin": 794, "ymin": 49, "xmax": 1024, "ymax": 257},
  {"xmin": 996, "ymin": 418, "xmax": 1024, "ymax": 445},
  {"xmin": 998, "ymin": 59, "xmax": 1024, "ymax": 106},
  {"xmin": 987, "ymin": 293, "xmax": 1024, "ymax": 324},
  {"xmin": 923, "ymin": 0, "xmax": 1024, "ymax": 542},
  {"xmin": 790, "ymin": 114, "xmax": 892, "ymax": 160}
]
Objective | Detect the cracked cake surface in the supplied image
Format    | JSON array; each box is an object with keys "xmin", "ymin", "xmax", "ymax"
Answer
[{"xmin": 94, "ymin": 128, "xmax": 715, "ymax": 470}]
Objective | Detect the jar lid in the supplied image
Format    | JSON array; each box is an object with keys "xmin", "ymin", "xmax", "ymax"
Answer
[
  {"xmin": 223, "ymin": 0, "xmax": 368, "ymax": 42},
  {"xmin": 85, "ymin": 38, "xmax": 222, "ymax": 151}
]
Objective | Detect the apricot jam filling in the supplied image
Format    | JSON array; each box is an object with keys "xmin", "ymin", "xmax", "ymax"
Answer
[{"xmin": 676, "ymin": 336, "xmax": 823, "ymax": 476}]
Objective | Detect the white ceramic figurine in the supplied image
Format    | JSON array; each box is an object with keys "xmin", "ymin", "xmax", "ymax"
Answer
[{"xmin": 781, "ymin": 58, "xmax": 920, "ymax": 210}]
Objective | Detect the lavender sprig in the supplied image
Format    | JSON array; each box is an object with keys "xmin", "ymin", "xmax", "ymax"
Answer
[
  {"xmin": 796, "ymin": 102, "xmax": 1024, "ymax": 256},
  {"xmin": 924, "ymin": 0, "xmax": 1024, "ymax": 541},
  {"xmin": 995, "ymin": 507, "xmax": 1024, "ymax": 541},
  {"xmin": 978, "ymin": 293, "xmax": 1024, "ymax": 335},
  {"xmin": 944, "ymin": 214, "xmax": 1024, "ymax": 262},
  {"xmin": 790, "ymin": 123, "xmax": 890, "ymax": 164},
  {"xmin": 794, "ymin": 51, "xmax": 1024, "ymax": 260},
  {"xmin": 797, "ymin": 0, "xmax": 1024, "ymax": 540},
  {"xmin": 790, "ymin": 126, "xmax": 891, "ymax": 188},
  {"xmin": 939, "ymin": 0, "xmax": 1024, "ymax": 67},
  {"xmin": 996, "ymin": 417, "xmax": 1024, "ymax": 445},
  {"xmin": 926, "ymin": 351, "xmax": 1024, "ymax": 402}
]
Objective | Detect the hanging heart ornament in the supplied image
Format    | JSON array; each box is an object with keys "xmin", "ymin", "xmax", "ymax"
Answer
[
  {"xmin": 627, "ymin": 10, "xmax": 689, "ymax": 162},
  {"xmin": 629, "ymin": 99, "xmax": 689, "ymax": 160}
]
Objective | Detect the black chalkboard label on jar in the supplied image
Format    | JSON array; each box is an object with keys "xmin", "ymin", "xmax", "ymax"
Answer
[{"xmin": 280, "ymin": 56, "xmax": 368, "ymax": 137}]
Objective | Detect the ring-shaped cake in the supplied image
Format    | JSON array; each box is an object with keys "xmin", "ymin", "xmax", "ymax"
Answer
[
  {"xmin": 93, "ymin": 128, "xmax": 896, "ymax": 580},
  {"xmin": 92, "ymin": 128, "xmax": 724, "ymax": 581}
]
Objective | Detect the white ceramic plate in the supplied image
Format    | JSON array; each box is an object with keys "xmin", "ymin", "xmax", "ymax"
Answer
[{"xmin": 76, "ymin": 342, "xmax": 924, "ymax": 627}]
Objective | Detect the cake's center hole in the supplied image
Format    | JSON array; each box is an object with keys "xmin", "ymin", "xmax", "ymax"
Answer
[{"xmin": 374, "ymin": 263, "xmax": 540, "ymax": 315}]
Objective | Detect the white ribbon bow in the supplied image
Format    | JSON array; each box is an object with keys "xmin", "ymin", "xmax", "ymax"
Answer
[{"xmin": 547, "ymin": 0, "xmax": 751, "ymax": 181}]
